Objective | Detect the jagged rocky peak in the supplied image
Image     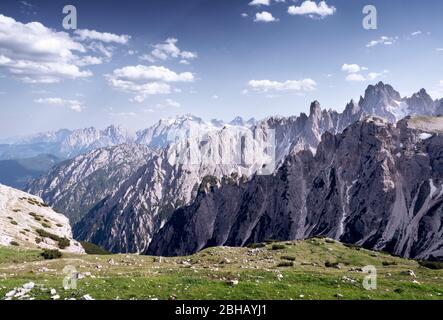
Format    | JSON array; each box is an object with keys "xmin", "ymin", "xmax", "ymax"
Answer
[
  {"xmin": 343, "ymin": 99, "xmax": 360, "ymax": 115},
  {"xmin": 229, "ymin": 116, "xmax": 246, "ymax": 126},
  {"xmin": 103, "ymin": 124, "xmax": 136, "ymax": 143},
  {"xmin": 406, "ymin": 88, "xmax": 436, "ymax": 116},
  {"xmin": 148, "ymin": 116, "xmax": 443, "ymax": 260},
  {"xmin": 0, "ymin": 184, "xmax": 84, "ymax": 253},
  {"xmin": 309, "ymin": 100, "xmax": 322, "ymax": 119}
]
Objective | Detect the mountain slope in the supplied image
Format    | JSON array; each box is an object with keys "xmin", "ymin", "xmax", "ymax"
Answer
[
  {"xmin": 27, "ymin": 144, "xmax": 153, "ymax": 224},
  {"xmin": 0, "ymin": 184, "xmax": 84, "ymax": 253},
  {"xmin": 149, "ymin": 116, "xmax": 443, "ymax": 260}
]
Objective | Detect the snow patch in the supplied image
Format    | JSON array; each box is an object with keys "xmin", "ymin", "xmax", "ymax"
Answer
[{"xmin": 418, "ymin": 133, "xmax": 433, "ymax": 140}]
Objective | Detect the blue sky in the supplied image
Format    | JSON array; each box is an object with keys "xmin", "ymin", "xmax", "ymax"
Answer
[{"xmin": 0, "ymin": 0, "xmax": 442, "ymax": 137}]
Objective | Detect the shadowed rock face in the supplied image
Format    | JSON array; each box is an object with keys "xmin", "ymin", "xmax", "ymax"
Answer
[{"xmin": 148, "ymin": 117, "xmax": 443, "ymax": 261}]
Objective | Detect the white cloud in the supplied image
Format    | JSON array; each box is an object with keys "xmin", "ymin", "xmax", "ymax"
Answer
[
  {"xmin": 345, "ymin": 73, "xmax": 366, "ymax": 82},
  {"xmin": 74, "ymin": 29, "xmax": 131, "ymax": 44},
  {"xmin": 342, "ymin": 62, "xmax": 387, "ymax": 82},
  {"xmin": 436, "ymin": 48, "xmax": 443, "ymax": 52},
  {"xmin": 141, "ymin": 38, "xmax": 197, "ymax": 64},
  {"xmin": 366, "ymin": 36, "xmax": 397, "ymax": 47},
  {"xmin": 411, "ymin": 31, "xmax": 422, "ymax": 36},
  {"xmin": 288, "ymin": 1, "xmax": 336, "ymax": 18},
  {"xmin": 34, "ymin": 97, "xmax": 83, "ymax": 112},
  {"xmin": 247, "ymin": 79, "xmax": 317, "ymax": 92},
  {"xmin": 342, "ymin": 64, "xmax": 367, "ymax": 74},
  {"xmin": 74, "ymin": 55, "xmax": 103, "ymax": 67},
  {"xmin": 344, "ymin": 70, "xmax": 388, "ymax": 82},
  {"xmin": 241, "ymin": 13, "xmax": 249, "ymax": 18},
  {"xmin": 249, "ymin": 0, "xmax": 271, "ymax": 6},
  {"xmin": 110, "ymin": 65, "xmax": 194, "ymax": 83},
  {"xmin": 367, "ymin": 72, "xmax": 384, "ymax": 80},
  {"xmin": 87, "ymin": 42, "xmax": 114, "ymax": 59},
  {"xmin": 254, "ymin": 11, "xmax": 278, "ymax": 23},
  {"xmin": 107, "ymin": 65, "xmax": 194, "ymax": 102},
  {"xmin": 0, "ymin": 14, "xmax": 93, "ymax": 83}
]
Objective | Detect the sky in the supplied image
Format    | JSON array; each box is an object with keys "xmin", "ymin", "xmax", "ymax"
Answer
[{"xmin": 0, "ymin": 0, "xmax": 443, "ymax": 137}]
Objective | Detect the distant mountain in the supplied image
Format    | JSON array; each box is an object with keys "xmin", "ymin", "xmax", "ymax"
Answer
[
  {"xmin": 0, "ymin": 183, "xmax": 84, "ymax": 253},
  {"xmin": 0, "ymin": 116, "xmax": 252, "ymax": 160},
  {"xmin": 0, "ymin": 154, "xmax": 60, "ymax": 190},
  {"xmin": 27, "ymin": 144, "xmax": 153, "ymax": 224},
  {"xmin": 149, "ymin": 116, "xmax": 443, "ymax": 261},
  {"xmin": 0, "ymin": 125, "xmax": 136, "ymax": 160}
]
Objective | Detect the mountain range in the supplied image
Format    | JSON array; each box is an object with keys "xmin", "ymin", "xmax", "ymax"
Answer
[
  {"xmin": 148, "ymin": 116, "xmax": 443, "ymax": 261},
  {"xmin": 8, "ymin": 82, "xmax": 443, "ymax": 260}
]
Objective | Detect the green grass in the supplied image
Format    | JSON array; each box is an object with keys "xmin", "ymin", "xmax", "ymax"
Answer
[
  {"xmin": 0, "ymin": 238, "xmax": 442, "ymax": 300},
  {"xmin": 80, "ymin": 241, "xmax": 111, "ymax": 255}
]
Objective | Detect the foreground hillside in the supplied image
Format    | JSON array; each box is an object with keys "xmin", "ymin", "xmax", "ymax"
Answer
[
  {"xmin": 1, "ymin": 238, "xmax": 443, "ymax": 300},
  {"xmin": 0, "ymin": 184, "xmax": 84, "ymax": 254}
]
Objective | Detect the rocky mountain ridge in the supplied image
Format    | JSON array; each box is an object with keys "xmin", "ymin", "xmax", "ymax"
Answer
[
  {"xmin": 0, "ymin": 183, "xmax": 84, "ymax": 253},
  {"xmin": 148, "ymin": 116, "xmax": 443, "ymax": 261}
]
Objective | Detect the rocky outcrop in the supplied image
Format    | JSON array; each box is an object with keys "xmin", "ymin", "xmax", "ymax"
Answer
[
  {"xmin": 0, "ymin": 184, "xmax": 84, "ymax": 253},
  {"xmin": 149, "ymin": 116, "xmax": 443, "ymax": 261}
]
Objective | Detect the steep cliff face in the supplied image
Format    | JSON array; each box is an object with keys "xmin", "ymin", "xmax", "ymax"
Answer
[
  {"xmin": 73, "ymin": 125, "xmax": 282, "ymax": 253},
  {"xmin": 149, "ymin": 116, "xmax": 443, "ymax": 260}
]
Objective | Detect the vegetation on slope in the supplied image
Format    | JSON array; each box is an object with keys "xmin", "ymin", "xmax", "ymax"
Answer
[{"xmin": 0, "ymin": 238, "xmax": 442, "ymax": 300}]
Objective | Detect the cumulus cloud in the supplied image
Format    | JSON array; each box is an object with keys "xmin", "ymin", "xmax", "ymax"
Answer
[
  {"xmin": 366, "ymin": 36, "xmax": 397, "ymax": 47},
  {"xmin": 342, "ymin": 63, "xmax": 387, "ymax": 82},
  {"xmin": 34, "ymin": 97, "xmax": 83, "ymax": 112},
  {"xmin": 343, "ymin": 66, "xmax": 387, "ymax": 82},
  {"xmin": 74, "ymin": 29, "xmax": 131, "ymax": 44},
  {"xmin": 249, "ymin": 0, "xmax": 271, "ymax": 6},
  {"xmin": 74, "ymin": 55, "xmax": 103, "ymax": 67},
  {"xmin": 342, "ymin": 64, "xmax": 367, "ymax": 74},
  {"xmin": 247, "ymin": 79, "xmax": 317, "ymax": 93},
  {"xmin": 288, "ymin": 1, "xmax": 336, "ymax": 18},
  {"xmin": 254, "ymin": 11, "xmax": 278, "ymax": 22},
  {"xmin": 0, "ymin": 14, "xmax": 93, "ymax": 83},
  {"xmin": 345, "ymin": 73, "xmax": 366, "ymax": 82},
  {"xmin": 140, "ymin": 38, "xmax": 197, "ymax": 64},
  {"xmin": 107, "ymin": 65, "xmax": 194, "ymax": 102}
]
